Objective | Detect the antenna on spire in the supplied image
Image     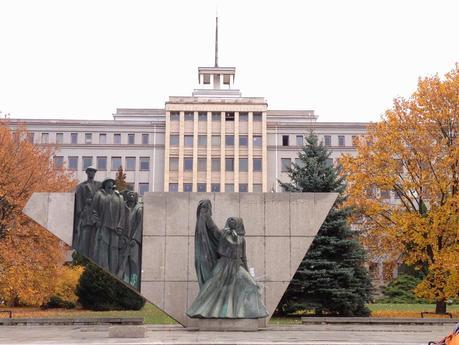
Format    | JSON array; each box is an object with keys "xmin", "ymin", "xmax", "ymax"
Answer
[{"xmin": 214, "ymin": 12, "xmax": 219, "ymax": 67}]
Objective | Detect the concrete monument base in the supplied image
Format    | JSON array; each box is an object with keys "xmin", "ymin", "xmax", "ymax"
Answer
[
  {"xmin": 191, "ymin": 318, "xmax": 264, "ymax": 331},
  {"xmin": 108, "ymin": 325, "xmax": 146, "ymax": 338}
]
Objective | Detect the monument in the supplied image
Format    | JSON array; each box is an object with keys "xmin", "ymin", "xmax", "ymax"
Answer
[{"xmin": 23, "ymin": 191, "xmax": 337, "ymax": 329}]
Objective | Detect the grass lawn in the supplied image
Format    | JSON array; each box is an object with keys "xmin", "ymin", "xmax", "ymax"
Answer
[{"xmin": 1, "ymin": 303, "xmax": 458, "ymax": 324}]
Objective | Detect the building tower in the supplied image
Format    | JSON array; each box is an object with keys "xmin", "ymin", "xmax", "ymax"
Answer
[{"xmin": 163, "ymin": 16, "xmax": 268, "ymax": 192}]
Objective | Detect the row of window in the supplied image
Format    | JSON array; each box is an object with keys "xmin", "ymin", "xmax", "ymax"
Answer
[
  {"xmin": 53, "ymin": 156, "xmax": 151, "ymax": 171},
  {"xmin": 170, "ymin": 134, "xmax": 262, "ymax": 147},
  {"xmin": 169, "ymin": 112, "xmax": 263, "ymax": 122},
  {"xmin": 169, "ymin": 157, "xmax": 263, "ymax": 172},
  {"xmin": 168, "ymin": 183, "xmax": 263, "ymax": 193},
  {"xmin": 38, "ymin": 132, "xmax": 150, "ymax": 145},
  {"xmin": 282, "ymin": 135, "xmax": 357, "ymax": 147}
]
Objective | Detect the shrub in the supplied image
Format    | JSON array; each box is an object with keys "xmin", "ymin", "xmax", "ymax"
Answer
[{"xmin": 378, "ymin": 274, "xmax": 428, "ymax": 304}]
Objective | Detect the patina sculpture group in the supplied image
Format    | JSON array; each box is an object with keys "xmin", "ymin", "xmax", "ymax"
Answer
[
  {"xmin": 73, "ymin": 166, "xmax": 143, "ymax": 290},
  {"xmin": 187, "ymin": 199, "xmax": 268, "ymax": 319}
]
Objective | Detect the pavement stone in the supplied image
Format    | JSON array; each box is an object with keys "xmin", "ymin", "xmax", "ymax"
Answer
[{"xmin": 0, "ymin": 324, "xmax": 453, "ymax": 345}]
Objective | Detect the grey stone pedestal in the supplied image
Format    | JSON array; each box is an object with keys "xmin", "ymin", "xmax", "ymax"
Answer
[{"xmin": 191, "ymin": 318, "xmax": 264, "ymax": 331}]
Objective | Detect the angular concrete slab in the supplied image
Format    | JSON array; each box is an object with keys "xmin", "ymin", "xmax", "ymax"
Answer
[{"xmin": 23, "ymin": 192, "xmax": 337, "ymax": 328}]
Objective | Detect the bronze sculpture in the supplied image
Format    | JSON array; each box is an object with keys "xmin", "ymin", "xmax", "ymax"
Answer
[{"xmin": 187, "ymin": 200, "xmax": 268, "ymax": 319}]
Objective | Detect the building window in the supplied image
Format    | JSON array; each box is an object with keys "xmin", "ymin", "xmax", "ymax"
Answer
[
  {"xmin": 338, "ymin": 135, "xmax": 345, "ymax": 147},
  {"xmin": 169, "ymin": 183, "xmax": 178, "ymax": 192},
  {"xmin": 253, "ymin": 136, "xmax": 262, "ymax": 147},
  {"xmin": 295, "ymin": 158, "xmax": 305, "ymax": 168},
  {"xmin": 184, "ymin": 112, "xmax": 194, "ymax": 121},
  {"xmin": 42, "ymin": 133, "xmax": 49, "ymax": 144},
  {"xmin": 380, "ymin": 190, "xmax": 390, "ymax": 199},
  {"xmin": 170, "ymin": 135, "xmax": 179, "ymax": 146},
  {"xmin": 126, "ymin": 157, "xmax": 136, "ymax": 171},
  {"xmin": 142, "ymin": 133, "xmax": 149, "ymax": 145},
  {"xmin": 326, "ymin": 158, "xmax": 333, "ymax": 166},
  {"xmin": 225, "ymin": 184, "xmax": 234, "ymax": 192},
  {"xmin": 128, "ymin": 133, "xmax": 135, "ymax": 145},
  {"xmin": 253, "ymin": 158, "xmax": 262, "ymax": 172},
  {"xmin": 198, "ymin": 158, "xmax": 206, "ymax": 171},
  {"xmin": 211, "ymin": 135, "xmax": 221, "ymax": 147},
  {"xmin": 239, "ymin": 158, "xmax": 248, "ymax": 172},
  {"xmin": 211, "ymin": 112, "xmax": 221, "ymax": 121},
  {"xmin": 212, "ymin": 158, "xmax": 220, "ymax": 171},
  {"xmin": 56, "ymin": 133, "xmax": 64, "ymax": 144},
  {"xmin": 239, "ymin": 184, "xmax": 248, "ymax": 192},
  {"xmin": 170, "ymin": 112, "xmax": 180, "ymax": 121},
  {"xmin": 111, "ymin": 157, "xmax": 121, "ymax": 170},
  {"xmin": 197, "ymin": 183, "xmax": 206, "ymax": 192},
  {"xmin": 183, "ymin": 183, "xmax": 192, "ymax": 192},
  {"xmin": 26, "ymin": 132, "xmax": 34, "ymax": 143},
  {"xmin": 211, "ymin": 183, "xmax": 220, "ymax": 192},
  {"xmin": 239, "ymin": 112, "xmax": 248, "ymax": 121},
  {"xmin": 85, "ymin": 133, "xmax": 92, "ymax": 144},
  {"xmin": 225, "ymin": 158, "xmax": 234, "ymax": 171},
  {"xmin": 253, "ymin": 184, "xmax": 262, "ymax": 192},
  {"xmin": 282, "ymin": 135, "xmax": 289, "ymax": 146},
  {"xmin": 68, "ymin": 156, "xmax": 78, "ymax": 170},
  {"xmin": 184, "ymin": 157, "xmax": 193, "ymax": 171},
  {"xmin": 184, "ymin": 135, "xmax": 193, "ymax": 147},
  {"xmin": 203, "ymin": 74, "xmax": 210, "ymax": 84},
  {"xmin": 296, "ymin": 135, "xmax": 303, "ymax": 146},
  {"xmin": 239, "ymin": 135, "xmax": 248, "ymax": 146},
  {"xmin": 99, "ymin": 133, "xmax": 107, "ymax": 144},
  {"xmin": 139, "ymin": 183, "xmax": 149, "ymax": 196},
  {"xmin": 126, "ymin": 182, "xmax": 134, "ymax": 191},
  {"xmin": 114, "ymin": 133, "xmax": 121, "ymax": 145},
  {"xmin": 140, "ymin": 157, "xmax": 150, "ymax": 171},
  {"xmin": 83, "ymin": 156, "xmax": 93, "ymax": 170},
  {"xmin": 97, "ymin": 156, "xmax": 107, "ymax": 171},
  {"xmin": 71, "ymin": 133, "xmax": 78, "ymax": 144},
  {"xmin": 169, "ymin": 158, "xmax": 179, "ymax": 171},
  {"xmin": 53, "ymin": 156, "xmax": 63, "ymax": 169},
  {"xmin": 198, "ymin": 112, "xmax": 207, "ymax": 121},
  {"xmin": 281, "ymin": 158, "xmax": 291, "ymax": 172},
  {"xmin": 225, "ymin": 135, "xmax": 234, "ymax": 146},
  {"xmin": 198, "ymin": 135, "xmax": 207, "ymax": 147},
  {"xmin": 225, "ymin": 112, "xmax": 235, "ymax": 121},
  {"xmin": 324, "ymin": 135, "xmax": 331, "ymax": 146},
  {"xmin": 253, "ymin": 112, "xmax": 262, "ymax": 121}
]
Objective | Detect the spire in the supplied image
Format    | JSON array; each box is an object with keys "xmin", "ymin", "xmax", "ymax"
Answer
[{"xmin": 214, "ymin": 15, "xmax": 218, "ymax": 67}]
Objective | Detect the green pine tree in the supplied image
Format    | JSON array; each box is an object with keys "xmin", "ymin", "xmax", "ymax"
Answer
[{"xmin": 278, "ymin": 133, "xmax": 373, "ymax": 316}]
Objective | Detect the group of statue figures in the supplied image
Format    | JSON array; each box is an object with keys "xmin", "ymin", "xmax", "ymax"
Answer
[
  {"xmin": 73, "ymin": 166, "xmax": 142, "ymax": 290},
  {"xmin": 187, "ymin": 199, "xmax": 268, "ymax": 319}
]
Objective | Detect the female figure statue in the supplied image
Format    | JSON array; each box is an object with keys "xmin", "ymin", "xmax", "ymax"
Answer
[{"xmin": 187, "ymin": 211, "xmax": 268, "ymax": 319}]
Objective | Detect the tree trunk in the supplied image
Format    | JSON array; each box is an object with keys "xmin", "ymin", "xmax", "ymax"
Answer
[{"xmin": 435, "ymin": 300, "xmax": 447, "ymax": 314}]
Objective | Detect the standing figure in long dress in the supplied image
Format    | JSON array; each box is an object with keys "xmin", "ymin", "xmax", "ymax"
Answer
[
  {"xmin": 194, "ymin": 199, "xmax": 221, "ymax": 289},
  {"xmin": 187, "ymin": 212, "xmax": 268, "ymax": 319}
]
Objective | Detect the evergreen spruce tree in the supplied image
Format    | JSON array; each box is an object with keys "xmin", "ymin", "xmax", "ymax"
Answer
[{"xmin": 278, "ymin": 133, "xmax": 372, "ymax": 316}]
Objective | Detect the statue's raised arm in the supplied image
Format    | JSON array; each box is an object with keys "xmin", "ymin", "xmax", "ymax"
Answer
[{"xmin": 194, "ymin": 199, "xmax": 221, "ymax": 290}]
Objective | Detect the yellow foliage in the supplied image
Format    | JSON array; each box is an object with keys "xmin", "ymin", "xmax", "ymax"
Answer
[
  {"xmin": 53, "ymin": 266, "xmax": 84, "ymax": 304},
  {"xmin": 342, "ymin": 65, "xmax": 459, "ymax": 305},
  {"xmin": 0, "ymin": 121, "xmax": 77, "ymax": 306}
]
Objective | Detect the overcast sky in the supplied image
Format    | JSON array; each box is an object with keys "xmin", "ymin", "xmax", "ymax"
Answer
[{"xmin": 1, "ymin": 0, "xmax": 458, "ymax": 122}]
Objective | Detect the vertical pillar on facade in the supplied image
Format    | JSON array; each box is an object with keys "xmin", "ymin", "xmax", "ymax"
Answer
[
  {"xmin": 206, "ymin": 110, "xmax": 212, "ymax": 192},
  {"xmin": 234, "ymin": 111, "xmax": 239, "ymax": 191},
  {"xmin": 163, "ymin": 112, "xmax": 170, "ymax": 192},
  {"xmin": 248, "ymin": 111, "xmax": 254, "ymax": 192},
  {"xmin": 220, "ymin": 110, "xmax": 226, "ymax": 190},
  {"xmin": 178, "ymin": 111, "xmax": 185, "ymax": 192},
  {"xmin": 192, "ymin": 111, "xmax": 198, "ymax": 192},
  {"xmin": 262, "ymin": 110, "xmax": 268, "ymax": 192}
]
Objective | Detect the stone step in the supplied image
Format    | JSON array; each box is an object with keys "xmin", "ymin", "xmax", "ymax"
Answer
[
  {"xmin": 0, "ymin": 317, "xmax": 144, "ymax": 326},
  {"xmin": 301, "ymin": 317, "xmax": 459, "ymax": 325}
]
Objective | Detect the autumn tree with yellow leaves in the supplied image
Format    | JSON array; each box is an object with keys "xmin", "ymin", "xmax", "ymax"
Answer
[
  {"xmin": 0, "ymin": 121, "xmax": 77, "ymax": 306},
  {"xmin": 342, "ymin": 65, "xmax": 459, "ymax": 314}
]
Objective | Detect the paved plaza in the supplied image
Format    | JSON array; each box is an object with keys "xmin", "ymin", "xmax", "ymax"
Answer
[{"xmin": 0, "ymin": 324, "xmax": 451, "ymax": 345}]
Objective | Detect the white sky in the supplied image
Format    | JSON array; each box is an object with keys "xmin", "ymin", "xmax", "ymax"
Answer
[{"xmin": 1, "ymin": 0, "xmax": 458, "ymax": 123}]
